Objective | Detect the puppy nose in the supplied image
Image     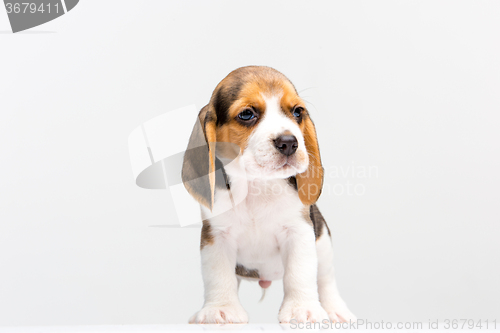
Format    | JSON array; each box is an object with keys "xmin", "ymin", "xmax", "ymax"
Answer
[{"xmin": 274, "ymin": 135, "xmax": 298, "ymax": 156}]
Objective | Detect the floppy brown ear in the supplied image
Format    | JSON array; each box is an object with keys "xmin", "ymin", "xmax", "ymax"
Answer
[
  {"xmin": 296, "ymin": 115, "xmax": 324, "ymax": 205},
  {"xmin": 181, "ymin": 105, "xmax": 217, "ymax": 210}
]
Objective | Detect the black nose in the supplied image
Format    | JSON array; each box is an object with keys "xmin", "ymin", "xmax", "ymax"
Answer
[{"xmin": 274, "ymin": 135, "xmax": 298, "ymax": 156}]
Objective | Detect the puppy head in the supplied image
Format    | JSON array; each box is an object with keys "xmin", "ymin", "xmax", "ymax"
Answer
[{"xmin": 182, "ymin": 66, "xmax": 323, "ymax": 209}]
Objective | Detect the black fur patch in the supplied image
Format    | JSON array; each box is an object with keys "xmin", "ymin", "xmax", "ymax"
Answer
[
  {"xmin": 235, "ymin": 264, "xmax": 259, "ymax": 279},
  {"xmin": 287, "ymin": 176, "xmax": 298, "ymax": 190},
  {"xmin": 309, "ymin": 204, "xmax": 331, "ymax": 239},
  {"xmin": 213, "ymin": 82, "xmax": 244, "ymax": 126},
  {"xmin": 214, "ymin": 157, "xmax": 230, "ymax": 190}
]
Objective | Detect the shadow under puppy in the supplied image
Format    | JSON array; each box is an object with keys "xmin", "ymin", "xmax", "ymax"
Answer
[{"xmin": 182, "ymin": 66, "xmax": 355, "ymax": 324}]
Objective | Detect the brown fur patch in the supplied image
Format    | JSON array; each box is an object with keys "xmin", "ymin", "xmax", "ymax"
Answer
[
  {"xmin": 200, "ymin": 220, "xmax": 214, "ymax": 250},
  {"xmin": 279, "ymin": 81, "xmax": 305, "ymax": 122},
  {"xmin": 296, "ymin": 116, "xmax": 323, "ymax": 205},
  {"xmin": 216, "ymin": 121, "xmax": 254, "ymax": 151},
  {"xmin": 235, "ymin": 264, "xmax": 260, "ymax": 279}
]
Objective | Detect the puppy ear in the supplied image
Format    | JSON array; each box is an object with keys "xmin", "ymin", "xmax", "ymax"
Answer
[
  {"xmin": 296, "ymin": 115, "xmax": 324, "ymax": 205},
  {"xmin": 181, "ymin": 105, "xmax": 217, "ymax": 210}
]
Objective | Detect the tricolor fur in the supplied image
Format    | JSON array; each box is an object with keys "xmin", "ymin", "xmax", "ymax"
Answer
[{"xmin": 182, "ymin": 66, "xmax": 355, "ymax": 324}]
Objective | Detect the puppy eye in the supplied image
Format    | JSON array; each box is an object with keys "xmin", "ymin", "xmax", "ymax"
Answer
[
  {"xmin": 238, "ymin": 109, "xmax": 255, "ymax": 121},
  {"xmin": 292, "ymin": 106, "xmax": 304, "ymax": 118}
]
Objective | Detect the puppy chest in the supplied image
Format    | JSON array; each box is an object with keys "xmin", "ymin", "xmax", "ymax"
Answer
[
  {"xmin": 228, "ymin": 179, "xmax": 304, "ymax": 280},
  {"xmin": 235, "ymin": 225, "xmax": 284, "ymax": 281}
]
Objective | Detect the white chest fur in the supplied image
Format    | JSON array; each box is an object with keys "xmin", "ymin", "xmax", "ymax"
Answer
[{"xmin": 202, "ymin": 176, "xmax": 305, "ymax": 281}]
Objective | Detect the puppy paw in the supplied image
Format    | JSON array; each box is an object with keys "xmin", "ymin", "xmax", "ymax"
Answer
[
  {"xmin": 323, "ymin": 304, "xmax": 357, "ymax": 323},
  {"xmin": 189, "ymin": 304, "xmax": 248, "ymax": 324},
  {"xmin": 278, "ymin": 300, "xmax": 329, "ymax": 323}
]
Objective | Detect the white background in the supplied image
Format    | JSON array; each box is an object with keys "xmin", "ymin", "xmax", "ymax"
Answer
[{"xmin": 1, "ymin": 0, "xmax": 499, "ymax": 326}]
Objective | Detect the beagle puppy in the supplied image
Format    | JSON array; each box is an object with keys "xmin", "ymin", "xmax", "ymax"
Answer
[{"xmin": 182, "ymin": 66, "xmax": 355, "ymax": 324}]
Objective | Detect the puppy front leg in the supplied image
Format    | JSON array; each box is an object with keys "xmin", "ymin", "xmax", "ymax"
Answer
[
  {"xmin": 316, "ymin": 229, "xmax": 356, "ymax": 323},
  {"xmin": 278, "ymin": 222, "xmax": 329, "ymax": 323},
  {"xmin": 189, "ymin": 230, "xmax": 248, "ymax": 324}
]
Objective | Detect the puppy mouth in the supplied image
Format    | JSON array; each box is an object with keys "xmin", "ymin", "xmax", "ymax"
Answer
[
  {"xmin": 270, "ymin": 155, "xmax": 307, "ymax": 176},
  {"xmin": 248, "ymin": 149, "xmax": 308, "ymax": 177},
  {"xmin": 276, "ymin": 158, "xmax": 298, "ymax": 170}
]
